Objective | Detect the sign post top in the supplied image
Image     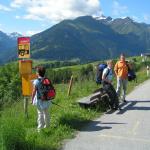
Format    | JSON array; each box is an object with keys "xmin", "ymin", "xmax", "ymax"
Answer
[
  {"xmin": 18, "ymin": 37, "xmax": 30, "ymax": 59},
  {"xmin": 18, "ymin": 37, "xmax": 30, "ymax": 44}
]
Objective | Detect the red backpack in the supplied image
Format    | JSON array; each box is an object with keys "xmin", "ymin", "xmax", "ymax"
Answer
[{"xmin": 38, "ymin": 78, "xmax": 56, "ymax": 101}]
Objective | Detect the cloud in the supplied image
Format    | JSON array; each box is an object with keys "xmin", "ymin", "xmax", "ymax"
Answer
[
  {"xmin": 23, "ymin": 14, "xmax": 43, "ymax": 21},
  {"xmin": 16, "ymin": 14, "xmax": 43, "ymax": 21},
  {"xmin": 10, "ymin": 0, "xmax": 102, "ymax": 22},
  {"xmin": 131, "ymin": 16, "xmax": 140, "ymax": 22},
  {"xmin": 25, "ymin": 30, "xmax": 42, "ymax": 36},
  {"xmin": 131, "ymin": 16, "xmax": 139, "ymax": 20},
  {"xmin": 15, "ymin": 15, "xmax": 21, "ymax": 19},
  {"xmin": 0, "ymin": 4, "xmax": 11, "ymax": 11},
  {"xmin": 143, "ymin": 14, "xmax": 150, "ymax": 22},
  {"xmin": 112, "ymin": 1, "xmax": 128, "ymax": 16}
]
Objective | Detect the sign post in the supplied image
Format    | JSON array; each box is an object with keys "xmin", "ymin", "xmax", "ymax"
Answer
[
  {"xmin": 24, "ymin": 97, "xmax": 28, "ymax": 118},
  {"xmin": 19, "ymin": 60, "xmax": 37, "ymax": 118},
  {"xmin": 18, "ymin": 37, "xmax": 36, "ymax": 118}
]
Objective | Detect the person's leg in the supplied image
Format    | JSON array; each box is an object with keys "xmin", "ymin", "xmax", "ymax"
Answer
[
  {"xmin": 43, "ymin": 108, "xmax": 50, "ymax": 128},
  {"xmin": 37, "ymin": 108, "xmax": 44, "ymax": 129},
  {"xmin": 122, "ymin": 79, "xmax": 128, "ymax": 101},
  {"xmin": 116, "ymin": 77, "xmax": 122, "ymax": 100},
  {"xmin": 103, "ymin": 82, "xmax": 114, "ymax": 109},
  {"xmin": 107, "ymin": 83, "xmax": 116, "ymax": 108},
  {"xmin": 109, "ymin": 84, "xmax": 119, "ymax": 109}
]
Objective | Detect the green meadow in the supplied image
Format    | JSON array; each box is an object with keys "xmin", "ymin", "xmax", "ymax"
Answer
[{"xmin": 0, "ymin": 57, "xmax": 150, "ymax": 150}]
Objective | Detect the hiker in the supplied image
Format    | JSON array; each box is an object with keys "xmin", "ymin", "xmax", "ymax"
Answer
[
  {"xmin": 102, "ymin": 60, "xmax": 119, "ymax": 110},
  {"xmin": 31, "ymin": 66, "xmax": 51, "ymax": 131},
  {"xmin": 147, "ymin": 66, "xmax": 149, "ymax": 77},
  {"xmin": 114, "ymin": 54, "xmax": 128, "ymax": 102}
]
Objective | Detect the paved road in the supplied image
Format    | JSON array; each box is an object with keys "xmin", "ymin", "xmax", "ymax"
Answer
[{"xmin": 63, "ymin": 80, "xmax": 150, "ymax": 150}]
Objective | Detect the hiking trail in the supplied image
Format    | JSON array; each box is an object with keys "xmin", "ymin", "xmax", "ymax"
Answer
[{"xmin": 63, "ymin": 79, "xmax": 150, "ymax": 150}]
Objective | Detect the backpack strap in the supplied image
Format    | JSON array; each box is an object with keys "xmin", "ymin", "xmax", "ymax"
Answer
[
  {"xmin": 37, "ymin": 77, "xmax": 45, "ymax": 82},
  {"xmin": 105, "ymin": 68, "xmax": 110, "ymax": 79},
  {"xmin": 102, "ymin": 68, "xmax": 111, "ymax": 84},
  {"xmin": 37, "ymin": 77, "xmax": 44, "ymax": 99}
]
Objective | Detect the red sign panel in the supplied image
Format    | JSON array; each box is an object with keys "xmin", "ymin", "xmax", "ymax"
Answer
[{"xmin": 18, "ymin": 37, "xmax": 30, "ymax": 58}]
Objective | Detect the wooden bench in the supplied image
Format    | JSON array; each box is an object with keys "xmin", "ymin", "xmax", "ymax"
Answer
[{"xmin": 78, "ymin": 89, "xmax": 109, "ymax": 108}]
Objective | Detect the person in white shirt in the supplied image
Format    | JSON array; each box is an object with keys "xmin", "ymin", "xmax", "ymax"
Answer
[
  {"xmin": 32, "ymin": 66, "xmax": 51, "ymax": 131},
  {"xmin": 102, "ymin": 60, "xmax": 120, "ymax": 110}
]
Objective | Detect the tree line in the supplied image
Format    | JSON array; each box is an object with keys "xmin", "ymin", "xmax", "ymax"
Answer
[{"xmin": 0, "ymin": 63, "xmax": 94, "ymax": 108}]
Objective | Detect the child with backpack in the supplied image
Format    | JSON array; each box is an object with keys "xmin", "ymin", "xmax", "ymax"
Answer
[
  {"xmin": 31, "ymin": 66, "xmax": 55, "ymax": 131},
  {"xmin": 102, "ymin": 60, "xmax": 120, "ymax": 110}
]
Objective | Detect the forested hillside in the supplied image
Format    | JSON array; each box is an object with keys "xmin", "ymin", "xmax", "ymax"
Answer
[{"xmin": 1, "ymin": 16, "xmax": 150, "ymax": 64}]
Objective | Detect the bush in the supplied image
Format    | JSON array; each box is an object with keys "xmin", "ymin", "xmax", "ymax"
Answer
[
  {"xmin": 46, "ymin": 68, "xmax": 72, "ymax": 84},
  {"xmin": 0, "ymin": 118, "xmax": 26, "ymax": 150},
  {"xmin": 0, "ymin": 63, "xmax": 21, "ymax": 109},
  {"xmin": 79, "ymin": 64, "xmax": 94, "ymax": 80}
]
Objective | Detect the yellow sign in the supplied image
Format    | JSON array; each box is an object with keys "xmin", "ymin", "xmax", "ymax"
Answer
[
  {"xmin": 18, "ymin": 37, "xmax": 30, "ymax": 58},
  {"xmin": 22, "ymin": 74, "xmax": 37, "ymax": 96},
  {"xmin": 19, "ymin": 60, "xmax": 32, "ymax": 75}
]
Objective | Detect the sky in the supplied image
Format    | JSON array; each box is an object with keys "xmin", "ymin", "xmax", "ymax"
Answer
[{"xmin": 0, "ymin": 0, "xmax": 150, "ymax": 36}]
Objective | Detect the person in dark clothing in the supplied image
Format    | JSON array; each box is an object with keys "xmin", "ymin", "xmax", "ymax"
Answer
[{"xmin": 102, "ymin": 60, "xmax": 120, "ymax": 110}]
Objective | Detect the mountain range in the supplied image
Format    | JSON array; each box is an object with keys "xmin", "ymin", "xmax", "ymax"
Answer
[
  {"xmin": 0, "ymin": 16, "xmax": 150, "ymax": 64},
  {"xmin": 0, "ymin": 32, "xmax": 21, "ymax": 64}
]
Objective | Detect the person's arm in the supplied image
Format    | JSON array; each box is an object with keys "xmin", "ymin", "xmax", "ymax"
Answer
[
  {"xmin": 102, "ymin": 69, "xmax": 111, "ymax": 83},
  {"xmin": 31, "ymin": 85, "xmax": 37, "ymax": 104}
]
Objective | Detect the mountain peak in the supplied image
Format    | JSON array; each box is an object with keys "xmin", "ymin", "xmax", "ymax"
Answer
[
  {"xmin": 123, "ymin": 17, "xmax": 133, "ymax": 22},
  {"xmin": 106, "ymin": 16, "xmax": 113, "ymax": 21},
  {"xmin": 112, "ymin": 16, "xmax": 134, "ymax": 25},
  {"xmin": 94, "ymin": 15, "xmax": 113, "ymax": 24},
  {"xmin": 7, "ymin": 32, "xmax": 22, "ymax": 39},
  {"xmin": 94, "ymin": 15, "xmax": 107, "ymax": 20}
]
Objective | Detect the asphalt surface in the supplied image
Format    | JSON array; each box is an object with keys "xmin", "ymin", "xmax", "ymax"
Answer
[{"xmin": 63, "ymin": 79, "xmax": 150, "ymax": 150}]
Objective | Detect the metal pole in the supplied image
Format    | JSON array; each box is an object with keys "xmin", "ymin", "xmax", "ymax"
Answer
[{"xmin": 24, "ymin": 97, "xmax": 28, "ymax": 118}]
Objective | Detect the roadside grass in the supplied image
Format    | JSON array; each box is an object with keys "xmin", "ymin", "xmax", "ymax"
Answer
[
  {"xmin": 1, "ymin": 66, "xmax": 150, "ymax": 150},
  {"xmin": 1, "ymin": 79, "xmax": 100, "ymax": 150}
]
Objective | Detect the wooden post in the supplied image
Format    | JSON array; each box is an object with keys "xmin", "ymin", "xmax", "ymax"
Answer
[
  {"xmin": 24, "ymin": 97, "xmax": 28, "ymax": 118},
  {"xmin": 68, "ymin": 75, "xmax": 73, "ymax": 96}
]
